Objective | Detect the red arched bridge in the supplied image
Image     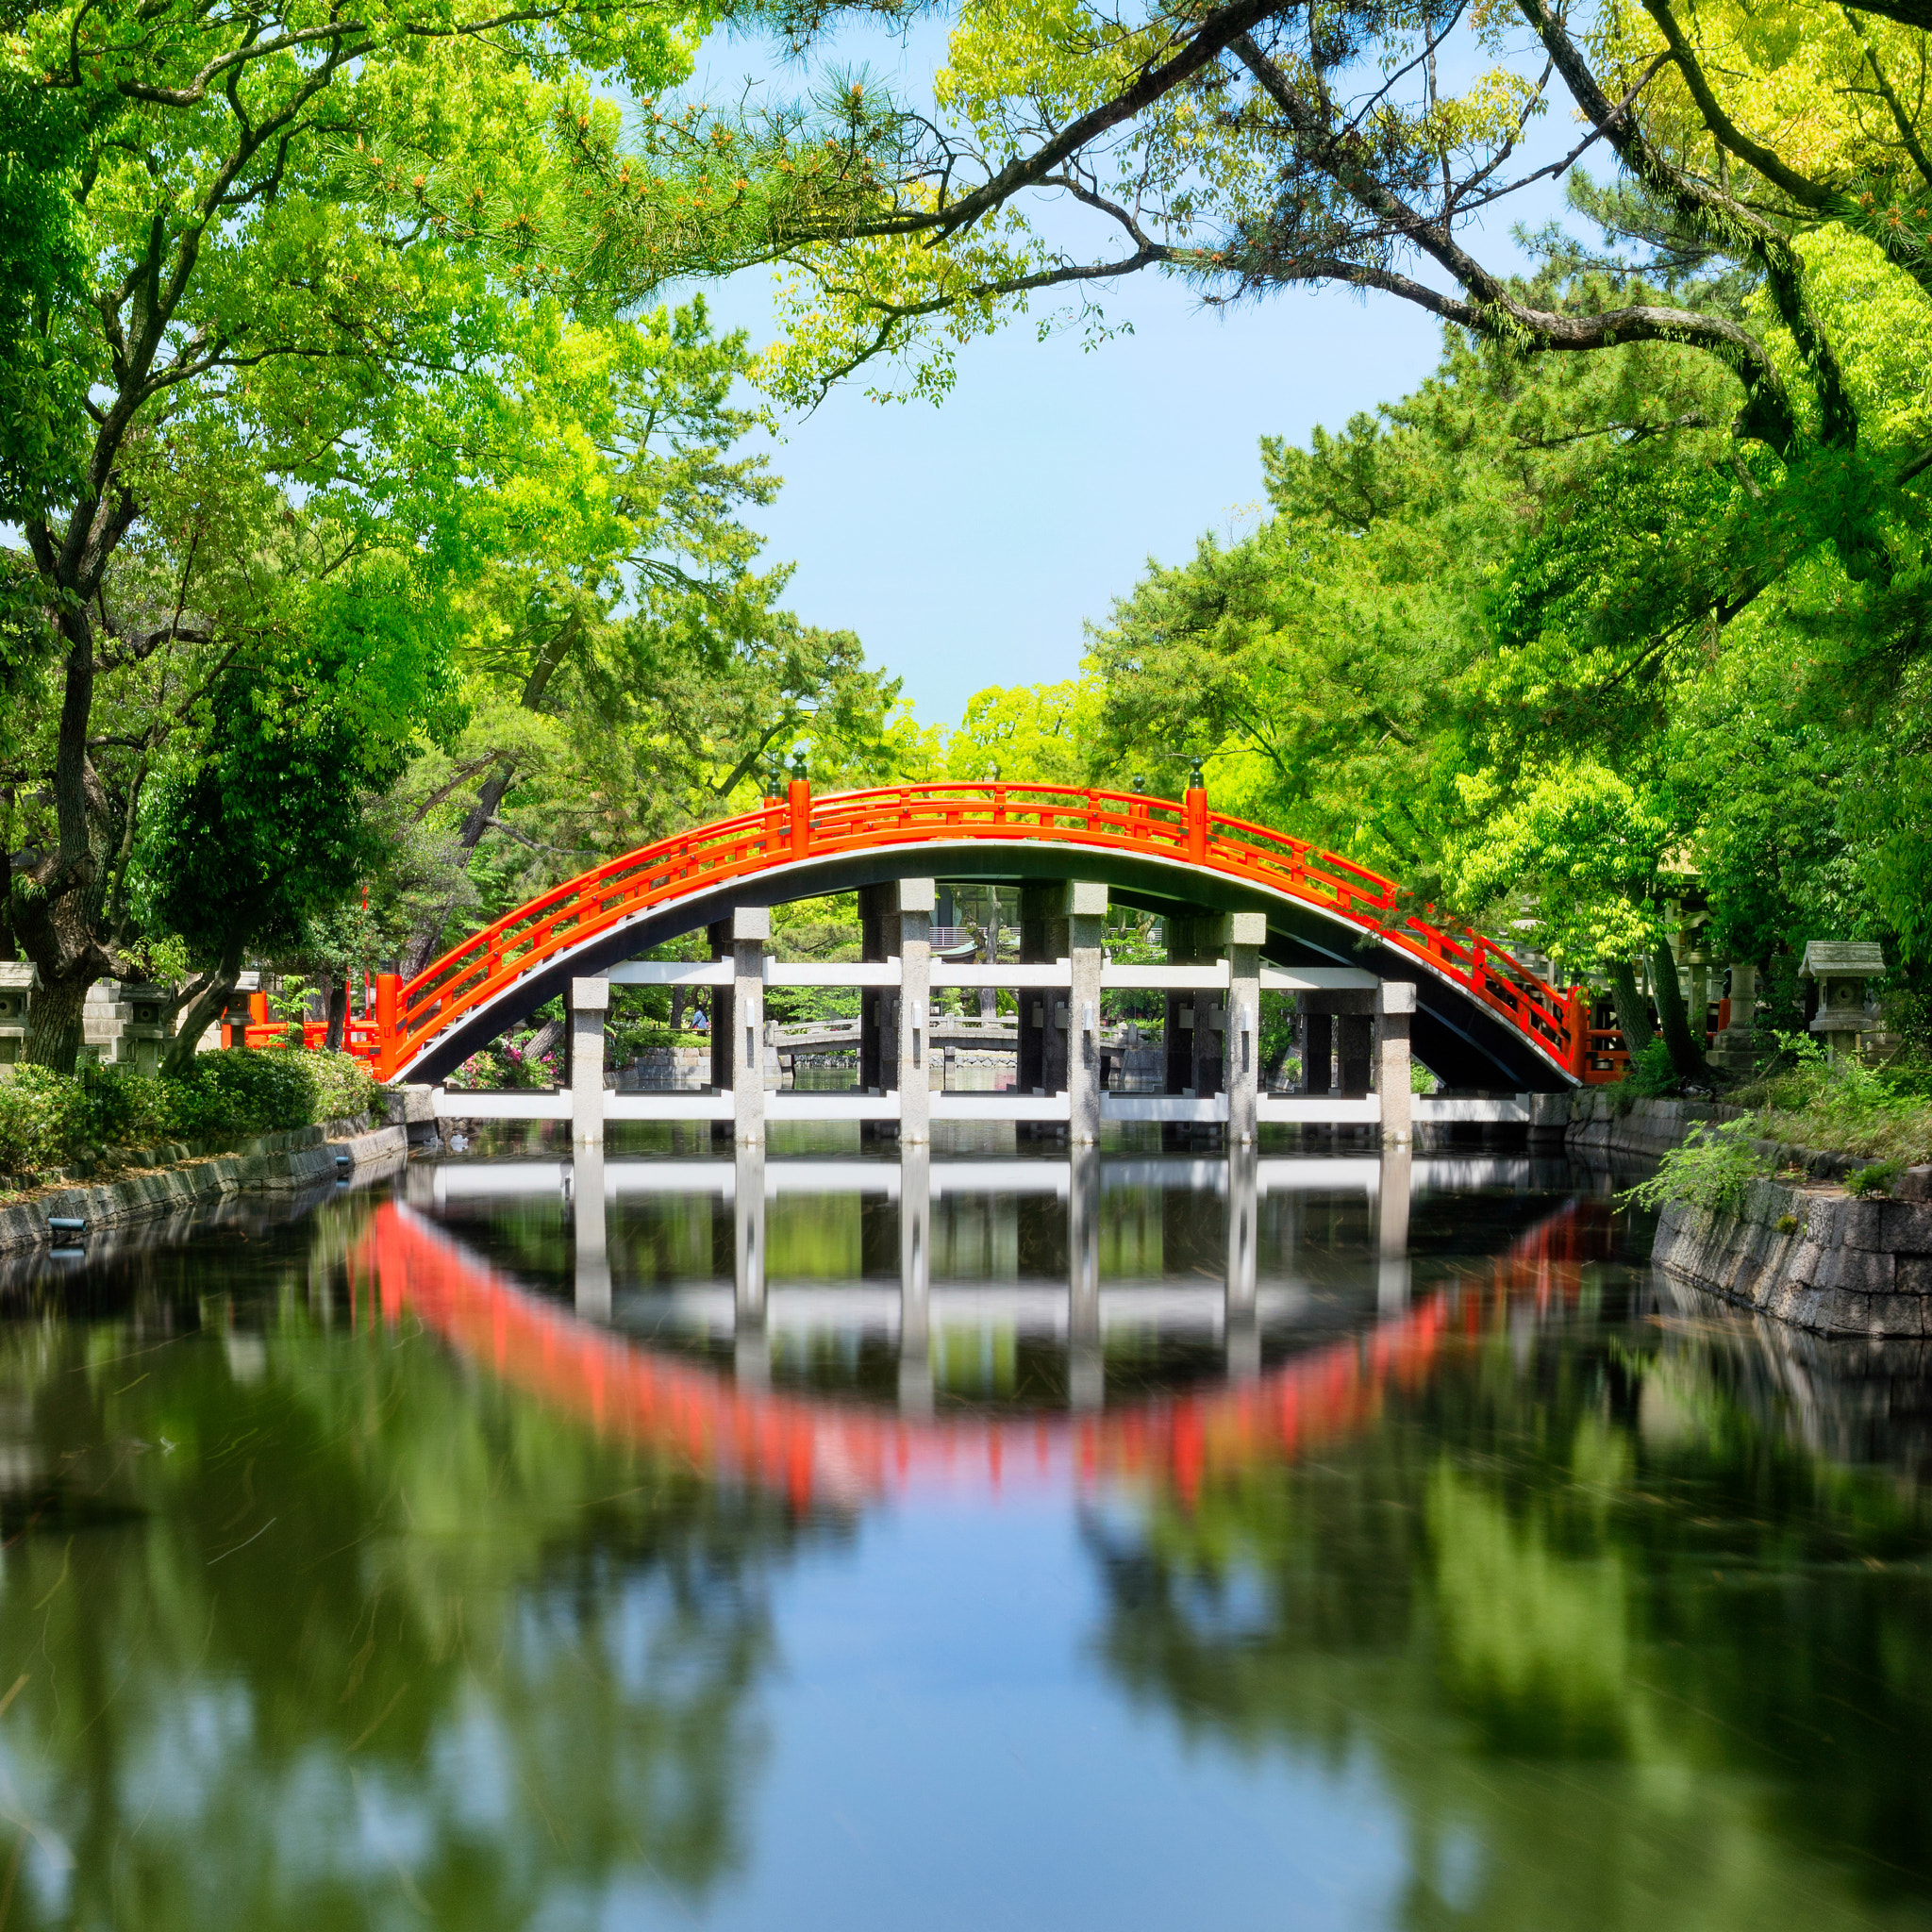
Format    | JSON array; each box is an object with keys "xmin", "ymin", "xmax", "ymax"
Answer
[{"xmin": 341, "ymin": 780, "xmax": 1615, "ymax": 1092}]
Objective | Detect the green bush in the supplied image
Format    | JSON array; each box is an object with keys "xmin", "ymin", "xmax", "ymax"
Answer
[
  {"xmin": 0, "ymin": 1047, "xmax": 377, "ymax": 1182},
  {"xmin": 1624, "ymin": 1037, "xmax": 1679, "ymax": 1097},
  {"xmin": 1621, "ymin": 1118, "xmax": 1773, "ymax": 1216}
]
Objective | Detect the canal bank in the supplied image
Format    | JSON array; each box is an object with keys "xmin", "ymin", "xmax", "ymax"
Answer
[
  {"xmin": 0, "ymin": 1113, "xmax": 408, "ymax": 1257},
  {"xmin": 1548, "ymin": 1090, "xmax": 1932, "ymax": 1339}
]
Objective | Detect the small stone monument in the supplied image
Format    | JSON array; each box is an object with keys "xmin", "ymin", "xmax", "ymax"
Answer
[
  {"xmin": 1800, "ymin": 941, "xmax": 1887, "ymax": 1058},
  {"xmin": 1708, "ymin": 959, "xmax": 1759, "ymax": 1076}
]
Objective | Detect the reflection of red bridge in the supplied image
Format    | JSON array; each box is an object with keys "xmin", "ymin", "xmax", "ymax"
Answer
[{"xmin": 350, "ymin": 1198, "xmax": 1616, "ymax": 1510}]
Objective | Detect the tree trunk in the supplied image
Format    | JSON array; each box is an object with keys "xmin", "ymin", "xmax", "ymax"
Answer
[
  {"xmin": 524, "ymin": 1017, "xmax": 564, "ymax": 1081},
  {"xmin": 669, "ymin": 986, "xmax": 686, "ymax": 1034},
  {"xmin": 1650, "ymin": 934, "xmax": 1712, "ymax": 1081},
  {"xmin": 162, "ymin": 930, "xmax": 248, "ymax": 1077},
  {"xmin": 1604, "ymin": 958, "xmax": 1655, "ymax": 1068},
  {"xmin": 21, "ymin": 969, "xmax": 92, "ymax": 1074},
  {"xmin": 325, "ymin": 978, "xmax": 348, "ymax": 1051}
]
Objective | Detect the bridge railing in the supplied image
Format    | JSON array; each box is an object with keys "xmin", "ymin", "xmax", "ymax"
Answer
[{"xmin": 368, "ymin": 782, "xmax": 1599, "ymax": 1083}]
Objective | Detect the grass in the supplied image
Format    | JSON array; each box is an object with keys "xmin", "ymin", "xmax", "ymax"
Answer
[{"xmin": 1730, "ymin": 1034, "xmax": 1932, "ymax": 1168}]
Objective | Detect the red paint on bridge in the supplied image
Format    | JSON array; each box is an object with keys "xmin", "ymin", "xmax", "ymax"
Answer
[
  {"xmin": 349, "ymin": 1197, "xmax": 1611, "ymax": 1510},
  {"xmin": 348, "ymin": 781, "xmax": 1616, "ymax": 1086}
]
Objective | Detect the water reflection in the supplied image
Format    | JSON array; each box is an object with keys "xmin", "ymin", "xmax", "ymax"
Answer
[{"xmin": 0, "ymin": 1149, "xmax": 1923, "ymax": 1928}]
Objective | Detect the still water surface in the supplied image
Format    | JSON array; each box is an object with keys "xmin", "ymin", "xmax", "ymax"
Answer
[{"xmin": 0, "ymin": 1132, "xmax": 1929, "ymax": 1930}]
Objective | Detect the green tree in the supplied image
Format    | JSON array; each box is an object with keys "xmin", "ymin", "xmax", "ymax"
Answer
[{"xmin": 5, "ymin": 0, "xmax": 697, "ymax": 1069}]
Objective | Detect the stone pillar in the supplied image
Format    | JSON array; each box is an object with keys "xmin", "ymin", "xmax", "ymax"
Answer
[
  {"xmin": 896, "ymin": 879, "xmax": 933, "ymax": 1143},
  {"xmin": 1066, "ymin": 882, "xmax": 1107, "ymax": 1144},
  {"xmin": 1711, "ymin": 959, "xmax": 1758, "ymax": 1076},
  {"xmin": 573, "ymin": 1142, "xmax": 610, "ymax": 1322},
  {"xmin": 899, "ymin": 1141, "xmax": 932, "ymax": 1414},
  {"xmin": 1376, "ymin": 981, "xmax": 1416, "ymax": 1144},
  {"xmin": 1068, "ymin": 1141, "xmax": 1103, "ymax": 1412},
  {"xmin": 1222, "ymin": 911, "xmax": 1264, "ymax": 1144},
  {"xmin": 1378, "ymin": 1141, "xmax": 1411, "ymax": 1314},
  {"xmin": 570, "ymin": 977, "xmax": 608, "ymax": 1145},
  {"xmin": 727, "ymin": 908, "xmax": 767, "ymax": 1145},
  {"xmin": 1687, "ymin": 952, "xmax": 1710, "ymax": 1046},
  {"xmin": 858, "ymin": 885, "xmax": 893, "ymax": 1094},
  {"xmin": 1301, "ymin": 1007, "xmax": 1333, "ymax": 1095},
  {"xmin": 1337, "ymin": 1013, "xmax": 1374, "ymax": 1098},
  {"xmin": 1018, "ymin": 882, "xmax": 1058, "ymax": 1094},
  {"xmin": 1163, "ymin": 909, "xmax": 1214, "ymax": 1096}
]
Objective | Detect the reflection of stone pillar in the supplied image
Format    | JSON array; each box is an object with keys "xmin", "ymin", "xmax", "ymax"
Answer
[
  {"xmin": 573, "ymin": 1142, "xmax": 610, "ymax": 1321},
  {"xmin": 1068, "ymin": 1142, "xmax": 1102, "ymax": 1411},
  {"xmin": 1223, "ymin": 913, "xmax": 1264, "ymax": 1144},
  {"xmin": 734, "ymin": 1140, "xmax": 765, "ymax": 1325},
  {"xmin": 899, "ymin": 1141, "xmax": 932, "ymax": 1414},
  {"xmin": 571, "ymin": 977, "xmax": 608, "ymax": 1145},
  {"xmin": 1066, "ymin": 883, "xmax": 1107, "ymax": 1144},
  {"xmin": 1225, "ymin": 1144, "xmax": 1257, "ymax": 1319},
  {"xmin": 1377, "ymin": 1141, "xmax": 1412, "ymax": 1313},
  {"xmin": 1376, "ymin": 981, "xmax": 1415, "ymax": 1144}
]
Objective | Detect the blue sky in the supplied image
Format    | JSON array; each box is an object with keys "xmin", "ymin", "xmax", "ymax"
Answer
[{"xmin": 683, "ymin": 19, "xmax": 1578, "ymax": 729}]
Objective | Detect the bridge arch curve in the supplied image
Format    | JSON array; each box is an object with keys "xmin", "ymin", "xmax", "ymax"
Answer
[{"xmin": 377, "ymin": 785, "xmax": 1585, "ymax": 1091}]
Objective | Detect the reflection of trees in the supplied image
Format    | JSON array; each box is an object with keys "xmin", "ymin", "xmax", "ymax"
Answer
[
  {"xmin": 1085, "ymin": 1324, "xmax": 1932, "ymax": 1931},
  {"xmin": 0, "ymin": 1194, "xmax": 813, "ymax": 1930}
]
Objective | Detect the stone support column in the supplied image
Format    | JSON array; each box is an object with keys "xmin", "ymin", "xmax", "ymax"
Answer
[
  {"xmin": 570, "ymin": 977, "xmax": 608, "ymax": 1145},
  {"xmin": 1301, "ymin": 1008, "xmax": 1333, "ymax": 1095},
  {"xmin": 858, "ymin": 885, "xmax": 894, "ymax": 1094},
  {"xmin": 1066, "ymin": 883, "xmax": 1107, "ymax": 1144},
  {"xmin": 1222, "ymin": 912, "xmax": 1264, "ymax": 1144},
  {"xmin": 1376, "ymin": 981, "xmax": 1416, "ymax": 1145},
  {"xmin": 725, "ymin": 908, "xmax": 767, "ymax": 1145},
  {"xmin": 896, "ymin": 879, "xmax": 933, "ymax": 1143},
  {"xmin": 1337, "ymin": 1013, "xmax": 1374, "ymax": 1098},
  {"xmin": 1163, "ymin": 910, "xmax": 1215, "ymax": 1096},
  {"xmin": 1018, "ymin": 882, "xmax": 1058, "ymax": 1094}
]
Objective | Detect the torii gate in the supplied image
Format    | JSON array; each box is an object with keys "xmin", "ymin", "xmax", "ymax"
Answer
[{"xmin": 346, "ymin": 780, "xmax": 1615, "ymax": 1134}]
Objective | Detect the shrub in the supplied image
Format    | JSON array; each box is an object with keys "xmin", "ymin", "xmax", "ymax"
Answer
[
  {"xmin": 1846, "ymin": 1159, "xmax": 1906, "ymax": 1199},
  {"xmin": 1733, "ymin": 1032, "xmax": 1932, "ymax": 1166},
  {"xmin": 1620, "ymin": 1118, "xmax": 1772, "ymax": 1215},
  {"xmin": 1624, "ymin": 1037, "xmax": 1678, "ymax": 1098},
  {"xmin": 0, "ymin": 1047, "xmax": 377, "ymax": 1181}
]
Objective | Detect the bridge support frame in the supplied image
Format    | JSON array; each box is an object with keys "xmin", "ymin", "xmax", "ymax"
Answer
[
  {"xmin": 570, "ymin": 977, "xmax": 608, "ymax": 1145},
  {"xmin": 1377, "ymin": 981, "xmax": 1416, "ymax": 1145},
  {"xmin": 1067, "ymin": 882, "xmax": 1106, "ymax": 1144},
  {"xmin": 1163, "ymin": 909, "xmax": 1223, "ymax": 1102},
  {"xmin": 1223, "ymin": 911, "xmax": 1264, "ymax": 1144},
  {"xmin": 708, "ymin": 908, "xmax": 769, "ymax": 1144}
]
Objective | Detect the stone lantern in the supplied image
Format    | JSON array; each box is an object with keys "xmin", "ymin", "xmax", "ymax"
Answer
[{"xmin": 1800, "ymin": 941, "xmax": 1886, "ymax": 1058}]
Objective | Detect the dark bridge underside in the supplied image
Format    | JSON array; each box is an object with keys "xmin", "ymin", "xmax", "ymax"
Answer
[{"xmin": 407, "ymin": 841, "xmax": 1574, "ymax": 1091}]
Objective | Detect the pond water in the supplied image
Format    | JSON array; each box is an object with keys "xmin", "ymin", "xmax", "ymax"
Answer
[{"xmin": 2, "ymin": 1130, "xmax": 1931, "ymax": 1931}]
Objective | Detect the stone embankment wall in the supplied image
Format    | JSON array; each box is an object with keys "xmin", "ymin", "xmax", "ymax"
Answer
[
  {"xmin": 1555, "ymin": 1090, "xmax": 1932, "ymax": 1339},
  {"xmin": 0, "ymin": 1115, "xmax": 407, "ymax": 1259}
]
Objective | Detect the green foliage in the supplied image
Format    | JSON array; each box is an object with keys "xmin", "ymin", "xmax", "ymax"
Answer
[
  {"xmin": 1736, "ymin": 1033, "xmax": 1932, "ymax": 1165},
  {"xmin": 1845, "ymin": 1160, "xmax": 1906, "ymax": 1199},
  {"xmin": 1620, "ymin": 1118, "xmax": 1773, "ymax": 1214},
  {"xmin": 0, "ymin": 1049, "xmax": 377, "ymax": 1180},
  {"xmin": 1626, "ymin": 1039, "xmax": 1681, "ymax": 1098}
]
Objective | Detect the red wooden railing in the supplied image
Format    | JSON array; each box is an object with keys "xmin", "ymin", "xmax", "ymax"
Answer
[{"xmin": 332, "ymin": 781, "xmax": 1610, "ymax": 1086}]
